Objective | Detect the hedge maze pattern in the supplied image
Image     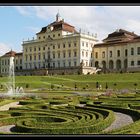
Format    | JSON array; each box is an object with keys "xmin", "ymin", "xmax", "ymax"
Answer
[{"xmin": 0, "ymin": 93, "xmax": 140, "ymax": 134}]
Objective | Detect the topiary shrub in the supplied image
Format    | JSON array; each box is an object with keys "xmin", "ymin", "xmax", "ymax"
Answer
[{"xmin": 25, "ymin": 84, "xmax": 29, "ymax": 88}]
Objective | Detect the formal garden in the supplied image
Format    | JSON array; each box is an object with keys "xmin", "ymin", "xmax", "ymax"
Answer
[{"xmin": 0, "ymin": 73, "xmax": 140, "ymax": 135}]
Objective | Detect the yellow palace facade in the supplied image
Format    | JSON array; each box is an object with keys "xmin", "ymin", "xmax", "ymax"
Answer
[
  {"xmin": 20, "ymin": 13, "xmax": 98, "ymax": 75},
  {"xmin": 0, "ymin": 13, "xmax": 140, "ymax": 76}
]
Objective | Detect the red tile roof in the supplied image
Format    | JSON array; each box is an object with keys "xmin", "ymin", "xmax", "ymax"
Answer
[
  {"xmin": 2, "ymin": 50, "xmax": 16, "ymax": 57},
  {"xmin": 103, "ymin": 29, "xmax": 138, "ymax": 43},
  {"xmin": 95, "ymin": 36, "xmax": 140, "ymax": 48},
  {"xmin": 36, "ymin": 20, "xmax": 77, "ymax": 35}
]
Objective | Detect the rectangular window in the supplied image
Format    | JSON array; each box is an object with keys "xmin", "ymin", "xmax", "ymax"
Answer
[
  {"xmin": 38, "ymin": 54, "xmax": 40, "ymax": 60},
  {"xmin": 102, "ymin": 51, "xmax": 105, "ymax": 58},
  {"xmin": 39, "ymin": 47, "xmax": 40, "ymax": 51},
  {"xmin": 48, "ymin": 54, "xmax": 50, "ymax": 59},
  {"xmin": 53, "ymin": 53, "xmax": 55, "ymax": 59},
  {"xmin": 34, "ymin": 55, "xmax": 36, "ymax": 60},
  {"xmin": 74, "ymin": 51, "xmax": 77, "ymax": 57},
  {"xmin": 131, "ymin": 48, "xmax": 134, "ymax": 55},
  {"xmin": 131, "ymin": 61, "xmax": 134, "ymax": 66},
  {"xmin": 110, "ymin": 51, "xmax": 112, "ymax": 57},
  {"xmin": 53, "ymin": 45, "xmax": 55, "ymax": 49},
  {"xmin": 58, "ymin": 52, "xmax": 60, "ymax": 58},
  {"xmin": 91, "ymin": 53, "xmax": 92, "ymax": 58},
  {"xmin": 125, "ymin": 49, "xmax": 128, "ymax": 56},
  {"xmin": 69, "ymin": 52, "xmax": 71, "ymax": 57},
  {"xmin": 74, "ymin": 61, "xmax": 77, "ymax": 67},
  {"xmin": 82, "ymin": 42, "xmax": 84, "ymax": 46},
  {"xmin": 63, "ymin": 43, "xmax": 65, "ymax": 48},
  {"xmin": 117, "ymin": 50, "xmax": 120, "ymax": 57},
  {"xmin": 95, "ymin": 52, "xmax": 98, "ymax": 58},
  {"xmin": 58, "ymin": 44, "xmax": 60, "ymax": 49},
  {"xmin": 63, "ymin": 62, "xmax": 65, "ymax": 67},
  {"xmin": 58, "ymin": 62, "xmax": 60, "ymax": 67},
  {"xmin": 74, "ymin": 42, "xmax": 77, "ymax": 47},
  {"xmin": 43, "ymin": 54, "xmax": 45, "ymax": 59},
  {"xmin": 69, "ymin": 43, "xmax": 71, "ymax": 47},
  {"xmin": 137, "ymin": 61, "xmax": 140, "ymax": 65},
  {"xmin": 53, "ymin": 63, "xmax": 55, "ymax": 68},
  {"xmin": 137, "ymin": 47, "xmax": 140, "ymax": 55},
  {"xmin": 58, "ymin": 33, "xmax": 60, "ymax": 36},
  {"xmin": 69, "ymin": 62, "xmax": 71, "ymax": 67},
  {"xmin": 86, "ymin": 42, "xmax": 88, "ymax": 47},
  {"xmin": 34, "ymin": 47, "xmax": 36, "ymax": 51}
]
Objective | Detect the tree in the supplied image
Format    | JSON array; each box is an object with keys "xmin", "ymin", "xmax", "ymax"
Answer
[
  {"xmin": 86, "ymin": 84, "xmax": 89, "ymax": 89},
  {"xmin": 105, "ymin": 82, "xmax": 108, "ymax": 89},
  {"xmin": 134, "ymin": 83, "xmax": 138, "ymax": 87},
  {"xmin": 0, "ymin": 85, "xmax": 3, "ymax": 89},
  {"xmin": 114, "ymin": 83, "xmax": 117, "ymax": 87},
  {"xmin": 134, "ymin": 83, "xmax": 138, "ymax": 92},
  {"xmin": 75, "ymin": 83, "xmax": 77, "ymax": 90},
  {"xmin": 26, "ymin": 84, "xmax": 29, "ymax": 88},
  {"xmin": 51, "ymin": 84, "xmax": 54, "ymax": 89}
]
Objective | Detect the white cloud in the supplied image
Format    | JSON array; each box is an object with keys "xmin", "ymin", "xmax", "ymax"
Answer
[
  {"xmin": 14, "ymin": 6, "xmax": 140, "ymax": 41},
  {"xmin": 15, "ymin": 6, "xmax": 29, "ymax": 16},
  {"xmin": 0, "ymin": 43, "xmax": 11, "ymax": 56}
]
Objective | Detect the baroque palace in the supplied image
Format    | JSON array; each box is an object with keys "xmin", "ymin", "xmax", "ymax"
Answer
[{"xmin": 0, "ymin": 13, "xmax": 140, "ymax": 76}]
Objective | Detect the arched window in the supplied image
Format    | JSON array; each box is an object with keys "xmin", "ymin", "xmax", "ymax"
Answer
[
  {"xmin": 116, "ymin": 60, "xmax": 121, "ymax": 70},
  {"xmin": 109, "ymin": 60, "xmax": 114, "ymax": 69}
]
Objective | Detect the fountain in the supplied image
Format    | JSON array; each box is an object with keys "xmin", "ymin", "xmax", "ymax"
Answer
[{"xmin": 4, "ymin": 56, "xmax": 24, "ymax": 97}]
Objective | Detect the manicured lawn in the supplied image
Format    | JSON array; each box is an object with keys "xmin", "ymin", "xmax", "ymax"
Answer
[{"xmin": 0, "ymin": 73, "xmax": 139, "ymax": 91}]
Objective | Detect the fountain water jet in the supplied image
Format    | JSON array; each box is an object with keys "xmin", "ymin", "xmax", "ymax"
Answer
[
  {"xmin": 7, "ymin": 57, "xmax": 15, "ymax": 96},
  {"xmin": 4, "ymin": 56, "xmax": 24, "ymax": 97}
]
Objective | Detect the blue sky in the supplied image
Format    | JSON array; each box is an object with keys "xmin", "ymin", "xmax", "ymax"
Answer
[{"xmin": 1, "ymin": 6, "xmax": 140, "ymax": 56}]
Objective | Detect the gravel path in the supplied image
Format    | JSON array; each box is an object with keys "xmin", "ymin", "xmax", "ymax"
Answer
[
  {"xmin": 0, "ymin": 125, "xmax": 15, "ymax": 133},
  {"xmin": 0, "ymin": 101, "xmax": 22, "ymax": 133},
  {"xmin": 103, "ymin": 112, "xmax": 134, "ymax": 132},
  {"xmin": 0, "ymin": 102, "xmax": 22, "ymax": 111}
]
